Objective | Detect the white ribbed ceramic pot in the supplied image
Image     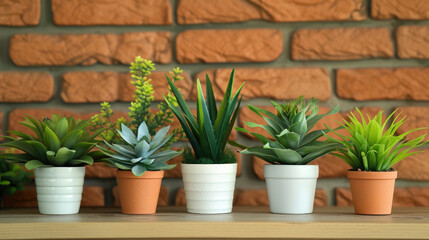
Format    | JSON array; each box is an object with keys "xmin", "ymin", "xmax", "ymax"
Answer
[
  {"xmin": 34, "ymin": 167, "xmax": 85, "ymax": 215},
  {"xmin": 181, "ymin": 163, "xmax": 237, "ymax": 214},
  {"xmin": 264, "ymin": 164, "xmax": 318, "ymax": 214}
]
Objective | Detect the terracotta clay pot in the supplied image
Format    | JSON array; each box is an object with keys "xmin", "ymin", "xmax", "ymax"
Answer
[
  {"xmin": 116, "ymin": 170, "xmax": 164, "ymax": 214},
  {"xmin": 347, "ymin": 170, "xmax": 397, "ymax": 215}
]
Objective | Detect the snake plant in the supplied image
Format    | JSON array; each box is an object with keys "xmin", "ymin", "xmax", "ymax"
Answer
[
  {"xmin": 237, "ymin": 97, "xmax": 341, "ymax": 165},
  {"xmin": 0, "ymin": 114, "xmax": 104, "ymax": 170},
  {"xmin": 99, "ymin": 122, "xmax": 181, "ymax": 176},
  {"xmin": 164, "ymin": 69, "xmax": 244, "ymax": 164},
  {"xmin": 325, "ymin": 109, "xmax": 428, "ymax": 171}
]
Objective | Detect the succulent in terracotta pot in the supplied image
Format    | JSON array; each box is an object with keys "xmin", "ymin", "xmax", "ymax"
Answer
[{"xmin": 99, "ymin": 121, "xmax": 181, "ymax": 214}]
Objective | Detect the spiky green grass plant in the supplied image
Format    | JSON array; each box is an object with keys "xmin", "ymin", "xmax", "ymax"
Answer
[
  {"xmin": 165, "ymin": 69, "xmax": 243, "ymax": 164},
  {"xmin": 237, "ymin": 97, "xmax": 341, "ymax": 165},
  {"xmin": 99, "ymin": 122, "xmax": 181, "ymax": 176},
  {"xmin": 326, "ymin": 109, "xmax": 428, "ymax": 171},
  {"xmin": 0, "ymin": 154, "xmax": 30, "ymax": 198},
  {"xmin": 0, "ymin": 114, "xmax": 104, "ymax": 170}
]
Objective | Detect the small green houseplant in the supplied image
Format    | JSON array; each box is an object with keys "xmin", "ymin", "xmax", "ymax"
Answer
[
  {"xmin": 165, "ymin": 69, "xmax": 243, "ymax": 214},
  {"xmin": 0, "ymin": 114, "xmax": 103, "ymax": 214},
  {"xmin": 0, "ymin": 154, "xmax": 30, "ymax": 205},
  {"xmin": 326, "ymin": 109, "xmax": 428, "ymax": 215},
  {"xmin": 99, "ymin": 122, "xmax": 181, "ymax": 214},
  {"xmin": 90, "ymin": 56, "xmax": 183, "ymax": 145},
  {"xmin": 236, "ymin": 97, "xmax": 340, "ymax": 214}
]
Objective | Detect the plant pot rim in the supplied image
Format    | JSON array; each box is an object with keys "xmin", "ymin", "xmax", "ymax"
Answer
[
  {"xmin": 264, "ymin": 164, "xmax": 318, "ymax": 168},
  {"xmin": 264, "ymin": 164, "xmax": 318, "ymax": 179},
  {"xmin": 347, "ymin": 169, "xmax": 397, "ymax": 180},
  {"xmin": 116, "ymin": 170, "xmax": 164, "ymax": 179}
]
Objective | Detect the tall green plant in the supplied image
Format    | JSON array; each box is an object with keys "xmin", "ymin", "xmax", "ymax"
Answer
[
  {"xmin": 165, "ymin": 69, "xmax": 244, "ymax": 164},
  {"xmin": 326, "ymin": 109, "xmax": 428, "ymax": 171},
  {"xmin": 236, "ymin": 97, "xmax": 341, "ymax": 165},
  {"xmin": 90, "ymin": 56, "xmax": 183, "ymax": 145}
]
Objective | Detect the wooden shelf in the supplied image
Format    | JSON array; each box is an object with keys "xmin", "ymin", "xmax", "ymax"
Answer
[{"xmin": 1, "ymin": 207, "xmax": 429, "ymax": 239}]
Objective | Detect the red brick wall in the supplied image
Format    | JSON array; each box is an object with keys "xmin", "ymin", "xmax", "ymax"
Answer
[{"xmin": 1, "ymin": 0, "xmax": 429, "ymax": 207}]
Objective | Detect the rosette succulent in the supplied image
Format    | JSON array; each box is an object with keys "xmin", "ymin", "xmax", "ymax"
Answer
[
  {"xmin": 1, "ymin": 114, "xmax": 104, "ymax": 170},
  {"xmin": 237, "ymin": 97, "xmax": 341, "ymax": 165},
  {"xmin": 99, "ymin": 122, "xmax": 181, "ymax": 176}
]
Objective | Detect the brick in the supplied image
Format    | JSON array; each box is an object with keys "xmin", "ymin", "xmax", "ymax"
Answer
[
  {"xmin": 194, "ymin": 68, "xmax": 330, "ymax": 101},
  {"xmin": 0, "ymin": 72, "xmax": 53, "ymax": 102},
  {"xmin": 0, "ymin": 0, "xmax": 40, "ymax": 26},
  {"xmin": 10, "ymin": 33, "xmax": 171, "ymax": 66},
  {"xmin": 176, "ymin": 29, "xmax": 282, "ymax": 63},
  {"xmin": 61, "ymin": 71, "xmax": 192, "ymax": 103},
  {"xmin": 81, "ymin": 186, "xmax": 104, "ymax": 207},
  {"xmin": 85, "ymin": 163, "xmax": 117, "ymax": 178},
  {"xmin": 337, "ymin": 68, "xmax": 429, "ymax": 101},
  {"xmin": 113, "ymin": 185, "xmax": 168, "ymax": 207},
  {"xmin": 372, "ymin": 0, "xmax": 429, "ymax": 20},
  {"xmin": 234, "ymin": 189, "xmax": 327, "ymax": 207},
  {"xmin": 52, "ymin": 0, "xmax": 172, "ymax": 26},
  {"xmin": 336, "ymin": 187, "xmax": 429, "ymax": 207},
  {"xmin": 394, "ymin": 107, "xmax": 429, "ymax": 141},
  {"xmin": 395, "ymin": 149, "xmax": 429, "ymax": 181},
  {"xmin": 8, "ymin": 108, "xmax": 128, "ymax": 137},
  {"xmin": 397, "ymin": 26, "xmax": 429, "ymax": 59},
  {"xmin": 292, "ymin": 28, "xmax": 393, "ymax": 60},
  {"xmin": 177, "ymin": 0, "xmax": 365, "ymax": 24},
  {"xmin": 118, "ymin": 72, "xmax": 193, "ymax": 102},
  {"xmin": 2, "ymin": 185, "xmax": 104, "ymax": 207},
  {"xmin": 165, "ymin": 148, "xmax": 242, "ymax": 178},
  {"xmin": 61, "ymin": 72, "xmax": 118, "ymax": 103},
  {"xmin": 2, "ymin": 185, "xmax": 37, "ymax": 207}
]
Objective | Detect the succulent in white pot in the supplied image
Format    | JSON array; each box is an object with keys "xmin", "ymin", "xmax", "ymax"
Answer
[
  {"xmin": 0, "ymin": 114, "xmax": 104, "ymax": 214},
  {"xmin": 165, "ymin": 69, "xmax": 243, "ymax": 214},
  {"xmin": 236, "ymin": 97, "xmax": 341, "ymax": 214}
]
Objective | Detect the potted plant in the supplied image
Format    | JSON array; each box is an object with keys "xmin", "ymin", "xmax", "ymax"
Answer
[
  {"xmin": 99, "ymin": 121, "xmax": 181, "ymax": 214},
  {"xmin": 0, "ymin": 114, "xmax": 103, "ymax": 214},
  {"xmin": 165, "ymin": 69, "xmax": 244, "ymax": 214},
  {"xmin": 0, "ymin": 153, "xmax": 30, "ymax": 205},
  {"xmin": 236, "ymin": 97, "xmax": 340, "ymax": 214},
  {"xmin": 326, "ymin": 109, "xmax": 428, "ymax": 215}
]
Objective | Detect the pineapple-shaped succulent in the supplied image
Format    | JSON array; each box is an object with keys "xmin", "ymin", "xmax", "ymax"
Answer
[
  {"xmin": 99, "ymin": 122, "xmax": 181, "ymax": 176},
  {"xmin": 237, "ymin": 97, "xmax": 341, "ymax": 165},
  {"xmin": 0, "ymin": 114, "xmax": 104, "ymax": 170}
]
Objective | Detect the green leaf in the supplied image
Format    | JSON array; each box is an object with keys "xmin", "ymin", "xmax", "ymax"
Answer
[
  {"xmin": 205, "ymin": 74, "xmax": 218, "ymax": 124},
  {"xmin": 241, "ymin": 147, "xmax": 279, "ymax": 164},
  {"xmin": 43, "ymin": 127, "xmax": 61, "ymax": 152},
  {"xmin": 264, "ymin": 143, "xmax": 302, "ymax": 164},
  {"xmin": 277, "ymin": 129, "xmax": 300, "ymax": 149},
  {"xmin": 73, "ymin": 142, "xmax": 96, "ymax": 159},
  {"xmin": 26, "ymin": 140, "xmax": 48, "ymax": 162},
  {"xmin": 6, "ymin": 131, "xmax": 35, "ymax": 140},
  {"xmin": 69, "ymin": 155, "xmax": 94, "ymax": 166},
  {"xmin": 131, "ymin": 164, "xmax": 146, "ymax": 176},
  {"xmin": 137, "ymin": 121, "xmax": 150, "ymax": 142},
  {"xmin": 307, "ymin": 105, "xmax": 339, "ymax": 131},
  {"xmin": 25, "ymin": 160, "xmax": 47, "ymax": 170},
  {"xmin": 52, "ymin": 147, "xmax": 76, "ymax": 166},
  {"xmin": 117, "ymin": 123, "xmax": 137, "ymax": 145},
  {"xmin": 54, "ymin": 117, "xmax": 69, "ymax": 140},
  {"xmin": 61, "ymin": 130, "xmax": 83, "ymax": 149}
]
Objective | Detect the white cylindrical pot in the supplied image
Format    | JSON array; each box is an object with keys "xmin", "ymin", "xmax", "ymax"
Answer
[
  {"xmin": 264, "ymin": 164, "xmax": 318, "ymax": 214},
  {"xmin": 181, "ymin": 163, "xmax": 237, "ymax": 214},
  {"xmin": 34, "ymin": 167, "xmax": 85, "ymax": 215}
]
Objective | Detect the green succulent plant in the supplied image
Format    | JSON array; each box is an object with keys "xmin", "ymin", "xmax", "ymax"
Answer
[
  {"xmin": 325, "ymin": 109, "xmax": 428, "ymax": 171},
  {"xmin": 236, "ymin": 97, "xmax": 341, "ymax": 165},
  {"xmin": 0, "ymin": 114, "xmax": 104, "ymax": 170},
  {"xmin": 165, "ymin": 69, "xmax": 244, "ymax": 164},
  {"xmin": 0, "ymin": 155, "xmax": 30, "ymax": 199},
  {"xmin": 99, "ymin": 122, "xmax": 181, "ymax": 176}
]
